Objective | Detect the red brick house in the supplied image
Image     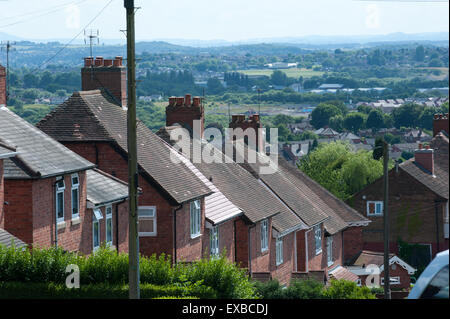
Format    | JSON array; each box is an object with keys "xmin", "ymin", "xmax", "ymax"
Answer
[
  {"xmin": 349, "ymin": 114, "xmax": 449, "ymax": 268},
  {"xmin": 346, "ymin": 250, "xmax": 416, "ymax": 290},
  {"xmin": 37, "ymin": 59, "xmax": 212, "ymax": 262},
  {"xmin": 158, "ymin": 96, "xmax": 370, "ymax": 285}
]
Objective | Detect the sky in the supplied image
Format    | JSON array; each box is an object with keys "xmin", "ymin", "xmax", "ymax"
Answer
[{"xmin": 0, "ymin": 0, "xmax": 448, "ymax": 42}]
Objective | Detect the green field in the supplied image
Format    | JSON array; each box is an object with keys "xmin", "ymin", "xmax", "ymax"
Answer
[{"xmin": 237, "ymin": 68, "xmax": 324, "ymax": 79}]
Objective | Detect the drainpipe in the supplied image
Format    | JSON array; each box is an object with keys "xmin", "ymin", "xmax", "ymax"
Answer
[
  {"xmin": 115, "ymin": 203, "xmax": 120, "ymax": 252},
  {"xmin": 434, "ymin": 200, "xmax": 442, "ymax": 256},
  {"xmin": 173, "ymin": 204, "xmax": 183, "ymax": 264},
  {"xmin": 53, "ymin": 180, "xmax": 58, "ymax": 248}
]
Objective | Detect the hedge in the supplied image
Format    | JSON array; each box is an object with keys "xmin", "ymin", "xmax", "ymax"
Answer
[{"xmin": 0, "ymin": 245, "xmax": 257, "ymax": 299}]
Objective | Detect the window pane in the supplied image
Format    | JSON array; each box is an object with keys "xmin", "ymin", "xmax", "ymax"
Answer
[
  {"xmin": 72, "ymin": 189, "xmax": 79, "ymax": 215},
  {"xmin": 106, "ymin": 218, "xmax": 112, "ymax": 243},
  {"xmin": 139, "ymin": 208, "xmax": 154, "ymax": 217},
  {"xmin": 57, "ymin": 192, "xmax": 64, "ymax": 219},
  {"xmin": 72, "ymin": 176, "xmax": 79, "ymax": 185},
  {"xmin": 93, "ymin": 222, "xmax": 99, "ymax": 248},
  {"xmin": 139, "ymin": 218, "xmax": 155, "ymax": 234},
  {"xmin": 421, "ymin": 265, "xmax": 449, "ymax": 299},
  {"xmin": 368, "ymin": 202, "xmax": 375, "ymax": 215}
]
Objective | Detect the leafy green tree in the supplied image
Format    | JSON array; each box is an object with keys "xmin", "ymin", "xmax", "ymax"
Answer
[
  {"xmin": 343, "ymin": 112, "xmax": 366, "ymax": 133},
  {"xmin": 329, "ymin": 114, "xmax": 344, "ymax": 132},
  {"xmin": 392, "ymin": 103, "xmax": 423, "ymax": 129},
  {"xmin": 270, "ymin": 70, "xmax": 289, "ymax": 86},
  {"xmin": 206, "ymin": 78, "xmax": 225, "ymax": 95},
  {"xmin": 366, "ymin": 109, "xmax": 384, "ymax": 131},
  {"xmin": 310, "ymin": 103, "xmax": 342, "ymax": 129},
  {"xmin": 322, "ymin": 280, "xmax": 376, "ymax": 299}
]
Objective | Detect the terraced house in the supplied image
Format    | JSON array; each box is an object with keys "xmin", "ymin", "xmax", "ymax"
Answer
[{"xmin": 0, "ymin": 106, "xmax": 129, "ymax": 254}]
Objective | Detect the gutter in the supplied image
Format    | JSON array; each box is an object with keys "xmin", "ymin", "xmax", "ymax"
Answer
[{"xmin": 0, "ymin": 151, "xmax": 18, "ymax": 159}]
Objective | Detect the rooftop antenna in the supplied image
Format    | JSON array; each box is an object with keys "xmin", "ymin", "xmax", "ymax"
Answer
[
  {"xmin": 84, "ymin": 29, "xmax": 100, "ymax": 58},
  {"xmin": 1, "ymin": 41, "xmax": 16, "ymax": 105}
]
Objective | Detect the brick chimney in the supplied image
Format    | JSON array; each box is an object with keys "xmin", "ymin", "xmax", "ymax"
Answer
[
  {"xmin": 166, "ymin": 94, "xmax": 204, "ymax": 138},
  {"xmin": 414, "ymin": 143, "xmax": 434, "ymax": 175},
  {"xmin": 81, "ymin": 56, "xmax": 127, "ymax": 107},
  {"xmin": 0, "ymin": 65, "xmax": 6, "ymax": 106},
  {"xmin": 433, "ymin": 113, "xmax": 449, "ymax": 137},
  {"xmin": 229, "ymin": 114, "xmax": 264, "ymax": 152}
]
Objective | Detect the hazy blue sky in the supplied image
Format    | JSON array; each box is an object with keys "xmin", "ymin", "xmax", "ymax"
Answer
[{"xmin": 0, "ymin": 0, "xmax": 448, "ymax": 41}]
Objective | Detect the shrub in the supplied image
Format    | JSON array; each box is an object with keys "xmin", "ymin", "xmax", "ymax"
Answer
[
  {"xmin": 253, "ymin": 280, "xmax": 285, "ymax": 299},
  {"xmin": 322, "ymin": 280, "xmax": 376, "ymax": 299},
  {"xmin": 254, "ymin": 279, "xmax": 324, "ymax": 299}
]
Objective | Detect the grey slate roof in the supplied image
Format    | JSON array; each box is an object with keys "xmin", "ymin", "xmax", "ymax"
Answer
[
  {"xmin": 86, "ymin": 169, "xmax": 129, "ymax": 206},
  {"xmin": 37, "ymin": 90, "xmax": 211, "ymax": 204},
  {"xmin": 0, "ymin": 106, "xmax": 95, "ymax": 179},
  {"xmin": 400, "ymin": 159, "xmax": 449, "ymax": 200},
  {"xmin": 0, "ymin": 228, "xmax": 27, "ymax": 249}
]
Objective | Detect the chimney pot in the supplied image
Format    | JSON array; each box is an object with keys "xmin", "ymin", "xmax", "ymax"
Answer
[
  {"xmin": 113, "ymin": 56, "xmax": 123, "ymax": 67},
  {"xmin": 176, "ymin": 97, "xmax": 184, "ymax": 106},
  {"xmin": 192, "ymin": 97, "xmax": 201, "ymax": 107},
  {"xmin": 84, "ymin": 57, "xmax": 94, "ymax": 67},
  {"xmin": 185, "ymin": 94, "xmax": 191, "ymax": 106},
  {"xmin": 418, "ymin": 143, "xmax": 423, "ymax": 150},
  {"xmin": 94, "ymin": 57, "xmax": 104, "ymax": 67},
  {"xmin": 168, "ymin": 97, "xmax": 176, "ymax": 106}
]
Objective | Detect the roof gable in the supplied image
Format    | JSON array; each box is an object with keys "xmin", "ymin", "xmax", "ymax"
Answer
[{"xmin": 0, "ymin": 106, "xmax": 95, "ymax": 179}]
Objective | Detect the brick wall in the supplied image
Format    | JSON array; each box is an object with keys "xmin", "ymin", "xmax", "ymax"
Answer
[
  {"xmin": 351, "ymin": 168, "xmax": 447, "ymax": 257},
  {"xmin": 359, "ymin": 265, "xmax": 412, "ymax": 290},
  {"xmin": 175, "ymin": 199, "xmax": 205, "ymax": 262},
  {"xmin": 0, "ymin": 160, "xmax": 3, "ymax": 223},
  {"xmin": 342, "ymin": 226, "xmax": 364, "ymax": 265},
  {"xmin": 306, "ymin": 223, "xmax": 327, "ymax": 271},
  {"xmin": 326, "ymin": 231, "xmax": 343, "ymax": 272},
  {"xmin": 3, "ymin": 179, "xmax": 33, "ymax": 243},
  {"xmin": 269, "ymin": 232, "xmax": 296, "ymax": 285},
  {"xmin": 202, "ymin": 218, "xmax": 237, "ymax": 262},
  {"xmin": 62, "ymin": 141, "xmax": 204, "ymax": 261},
  {"xmin": 235, "ymin": 217, "xmax": 250, "ymax": 268},
  {"xmin": 166, "ymin": 95, "xmax": 204, "ymax": 137}
]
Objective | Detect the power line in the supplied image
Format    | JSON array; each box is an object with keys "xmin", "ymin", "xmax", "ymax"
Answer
[
  {"xmin": 0, "ymin": 0, "xmax": 89, "ymax": 29},
  {"xmin": 39, "ymin": 0, "xmax": 115, "ymax": 69}
]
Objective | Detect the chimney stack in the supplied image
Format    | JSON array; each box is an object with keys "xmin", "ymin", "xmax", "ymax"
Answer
[
  {"xmin": 229, "ymin": 114, "xmax": 264, "ymax": 152},
  {"xmin": 166, "ymin": 94, "xmax": 204, "ymax": 138},
  {"xmin": 0, "ymin": 64, "xmax": 6, "ymax": 106},
  {"xmin": 415, "ymin": 146, "xmax": 434, "ymax": 175},
  {"xmin": 81, "ymin": 56, "xmax": 127, "ymax": 107},
  {"xmin": 433, "ymin": 113, "xmax": 449, "ymax": 137}
]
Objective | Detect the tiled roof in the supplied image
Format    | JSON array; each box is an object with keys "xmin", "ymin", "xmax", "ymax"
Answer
[
  {"xmin": 0, "ymin": 106, "xmax": 95, "ymax": 179},
  {"xmin": 37, "ymin": 90, "xmax": 211, "ymax": 204},
  {"xmin": 329, "ymin": 266, "xmax": 359, "ymax": 282},
  {"xmin": 0, "ymin": 142, "xmax": 17, "ymax": 159},
  {"xmin": 400, "ymin": 160, "xmax": 448, "ymax": 200},
  {"xmin": 352, "ymin": 250, "xmax": 394, "ymax": 267},
  {"xmin": 234, "ymin": 142, "xmax": 368, "ymax": 234},
  {"xmin": 0, "ymin": 228, "xmax": 27, "ymax": 249},
  {"xmin": 86, "ymin": 169, "xmax": 129, "ymax": 206},
  {"xmin": 168, "ymin": 145, "xmax": 242, "ymax": 225}
]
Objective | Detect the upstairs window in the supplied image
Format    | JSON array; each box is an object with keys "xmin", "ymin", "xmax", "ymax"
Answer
[
  {"xmin": 71, "ymin": 174, "xmax": 79, "ymax": 219},
  {"xmin": 56, "ymin": 178, "xmax": 65, "ymax": 223},
  {"xmin": 327, "ymin": 236, "xmax": 334, "ymax": 266},
  {"xmin": 190, "ymin": 200, "xmax": 201, "ymax": 238},
  {"xmin": 367, "ymin": 201, "xmax": 383, "ymax": 216},
  {"xmin": 276, "ymin": 237, "xmax": 284, "ymax": 266},
  {"xmin": 106, "ymin": 206, "xmax": 113, "ymax": 245},
  {"xmin": 261, "ymin": 219, "xmax": 269, "ymax": 252},
  {"xmin": 138, "ymin": 206, "xmax": 156, "ymax": 237},
  {"xmin": 210, "ymin": 226, "xmax": 219, "ymax": 257},
  {"xmin": 314, "ymin": 225, "xmax": 322, "ymax": 255}
]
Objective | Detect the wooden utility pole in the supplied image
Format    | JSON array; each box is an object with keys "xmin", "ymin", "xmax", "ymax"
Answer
[
  {"xmin": 125, "ymin": 0, "xmax": 140, "ymax": 299},
  {"xmin": 383, "ymin": 140, "xmax": 391, "ymax": 299}
]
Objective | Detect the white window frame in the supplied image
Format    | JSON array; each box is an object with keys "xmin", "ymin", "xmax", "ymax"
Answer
[
  {"xmin": 327, "ymin": 236, "xmax": 333, "ymax": 266},
  {"xmin": 105, "ymin": 205, "xmax": 113, "ymax": 246},
  {"xmin": 367, "ymin": 201, "xmax": 383, "ymax": 216},
  {"xmin": 276, "ymin": 237, "xmax": 284, "ymax": 266},
  {"xmin": 314, "ymin": 225, "xmax": 322, "ymax": 255},
  {"xmin": 71, "ymin": 173, "xmax": 80, "ymax": 219},
  {"xmin": 56, "ymin": 178, "xmax": 65, "ymax": 223},
  {"xmin": 138, "ymin": 206, "xmax": 157, "ymax": 237},
  {"xmin": 92, "ymin": 213, "xmax": 101, "ymax": 252},
  {"xmin": 190, "ymin": 200, "xmax": 201, "ymax": 239},
  {"xmin": 261, "ymin": 219, "xmax": 269, "ymax": 252},
  {"xmin": 381, "ymin": 276, "xmax": 400, "ymax": 285},
  {"xmin": 210, "ymin": 226, "xmax": 219, "ymax": 257}
]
